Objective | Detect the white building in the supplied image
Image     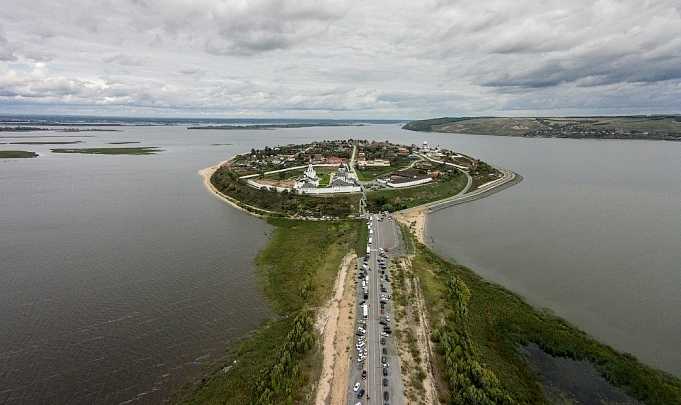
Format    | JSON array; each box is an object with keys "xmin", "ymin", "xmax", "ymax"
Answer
[
  {"xmin": 357, "ymin": 159, "xmax": 390, "ymax": 168},
  {"xmin": 387, "ymin": 177, "xmax": 432, "ymax": 188},
  {"xmin": 298, "ymin": 163, "xmax": 361, "ymax": 194},
  {"xmin": 293, "ymin": 162, "xmax": 320, "ymax": 190}
]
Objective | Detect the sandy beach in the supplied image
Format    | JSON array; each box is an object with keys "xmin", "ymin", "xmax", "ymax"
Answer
[
  {"xmin": 198, "ymin": 159, "xmax": 272, "ymax": 218},
  {"xmin": 394, "ymin": 207, "xmax": 427, "ymax": 244},
  {"xmin": 314, "ymin": 253, "xmax": 356, "ymax": 405}
]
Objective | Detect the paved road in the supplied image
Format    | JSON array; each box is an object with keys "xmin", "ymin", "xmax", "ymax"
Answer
[{"xmin": 348, "ymin": 214, "xmax": 404, "ymax": 405}]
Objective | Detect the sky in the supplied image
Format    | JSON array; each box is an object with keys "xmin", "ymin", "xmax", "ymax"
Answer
[{"xmin": 0, "ymin": 0, "xmax": 680, "ymax": 119}]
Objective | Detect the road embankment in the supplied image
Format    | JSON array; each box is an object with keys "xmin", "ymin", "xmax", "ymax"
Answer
[{"xmin": 394, "ymin": 166, "xmax": 521, "ymax": 244}]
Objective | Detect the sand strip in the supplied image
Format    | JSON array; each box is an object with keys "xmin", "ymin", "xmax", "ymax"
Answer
[{"xmin": 314, "ymin": 253, "xmax": 356, "ymax": 405}]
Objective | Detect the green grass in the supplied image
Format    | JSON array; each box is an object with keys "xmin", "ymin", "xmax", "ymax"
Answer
[
  {"xmin": 404, "ymin": 116, "xmax": 681, "ymax": 141},
  {"xmin": 356, "ymin": 165, "xmax": 398, "ymax": 181},
  {"xmin": 318, "ymin": 172, "xmax": 331, "ymax": 187},
  {"xmin": 256, "ymin": 219, "xmax": 362, "ymax": 313},
  {"xmin": 0, "ymin": 150, "xmax": 38, "ymax": 158},
  {"xmin": 51, "ymin": 147, "xmax": 161, "ymax": 155},
  {"xmin": 366, "ymin": 171, "xmax": 467, "ymax": 212},
  {"xmin": 410, "ymin": 238, "xmax": 681, "ymax": 404},
  {"xmin": 355, "ymin": 159, "xmax": 412, "ymax": 181},
  {"xmin": 177, "ymin": 219, "xmax": 365, "ymax": 404}
]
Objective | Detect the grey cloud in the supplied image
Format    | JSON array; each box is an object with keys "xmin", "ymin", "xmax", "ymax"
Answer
[
  {"xmin": 483, "ymin": 53, "xmax": 681, "ymax": 88},
  {"xmin": 0, "ymin": 0, "xmax": 680, "ymax": 117},
  {"xmin": 102, "ymin": 53, "xmax": 147, "ymax": 66},
  {"xmin": 0, "ymin": 31, "xmax": 17, "ymax": 61}
]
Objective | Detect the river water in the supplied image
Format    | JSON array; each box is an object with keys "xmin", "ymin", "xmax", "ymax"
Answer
[
  {"xmin": 425, "ymin": 133, "xmax": 681, "ymax": 377},
  {"xmin": 1, "ymin": 123, "xmax": 679, "ymax": 404}
]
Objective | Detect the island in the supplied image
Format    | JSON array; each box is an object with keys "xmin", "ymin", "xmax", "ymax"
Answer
[
  {"xmin": 0, "ymin": 150, "xmax": 38, "ymax": 158},
  {"xmin": 51, "ymin": 147, "xmax": 162, "ymax": 155},
  {"xmin": 9, "ymin": 141, "xmax": 83, "ymax": 145},
  {"xmin": 187, "ymin": 122, "xmax": 364, "ymax": 130},
  {"xmin": 0, "ymin": 126, "xmax": 120, "ymax": 132},
  {"xmin": 183, "ymin": 139, "xmax": 681, "ymax": 405},
  {"xmin": 404, "ymin": 115, "xmax": 681, "ymax": 141}
]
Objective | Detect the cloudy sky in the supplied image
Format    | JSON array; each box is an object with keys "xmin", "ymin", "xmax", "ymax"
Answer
[{"xmin": 0, "ymin": 0, "xmax": 680, "ymax": 118}]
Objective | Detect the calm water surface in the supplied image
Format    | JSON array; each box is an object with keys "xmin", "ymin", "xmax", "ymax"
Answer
[
  {"xmin": 1, "ymin": 125, "xmax": 680, "ymax": 404},
  {"xmin": 425, "ymin": 133, "xmax": 681, "ymax": 376}
]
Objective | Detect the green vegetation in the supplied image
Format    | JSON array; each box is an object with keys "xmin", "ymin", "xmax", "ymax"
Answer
[
  {"xmin": 391, "ymin": 259, "xmax": 429, "ymax": 403},
  {"xmin": 470, "ymin": 160, "xmax": 500, "ymax": 190},
  {"xmin": 0, "ymin": 150, "xmax": 38, "ymax": 158},
  {"xmin": 256, "ymin": 219, "xmax": 363, "ymax": 313},
  {"xmin": 51, "ymin": 147, "xmax": 162, "ymax": 155},
  {"xmin": 404, "ymin": 116, "xmax": 681, "ymax": 141},
  {"xmin": 355, "ymin": 159, "xmax": 412, "ymax": 181},
  {"xmin": 366, "ymin": 171, "xmax": 466, "ymax": 212},
  {"xmin": 0, "ymin": 126, "xmax": 50, "ymax": 132},
  {"xmin": 318, "ymin": 172, "xmax": 331, "ymax": 187},
  {"xmin": 403, "ymin": 117, "xmax": 475, "ymax": 132},
  {"xmin": 178, "ymin": 219, "xmax": 365, "ymax": 405},
  {"xmin": 409, "ymin": 237, "xmax": 681, "ymax": 404},
  {"xmin": 212, "ymin": 167, "xmax": 361, "ymax": 218}
]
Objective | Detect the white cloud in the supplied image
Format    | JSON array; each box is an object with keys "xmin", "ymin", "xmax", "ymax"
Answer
[{"xmin": 0, "ymin": 0, "xmax": 679, "ymax": 117}]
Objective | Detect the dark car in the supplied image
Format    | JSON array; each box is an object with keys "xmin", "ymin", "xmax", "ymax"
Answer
[
  {"xmin": 381, "ymin": 356, "xmax": 387, "ymax": 365},
  {"xmin": 383, "ymin": 367, "xmax": 388, "ymax": 376},
  {"xmin": 383, "ymin": 378, "xmax": 389, "ymax": 386},
  {"xmin": 384, "ymin": 391, "xmax": 389, "ymax": 401},
  {"xmin": 380, "ymin": 337, "xmax": 386, "ymax": 345},
  {"xmin": 357, "ymin": 388, "xmax": 365, "ymax": 398},
  {"xmin": 362, "ymin": 369, "xmax": 367, "ymax": 379},
  {"xmin": 382, "ymin": 347, "xmax": 387, "ymax": 355}
]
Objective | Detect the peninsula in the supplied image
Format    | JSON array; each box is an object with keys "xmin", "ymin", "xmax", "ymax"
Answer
[
  {"xmin": 404, "ymin": 115, "xmax": 681, "ymax": 141},
  {"xmin": 185, "ymin": 139, "xmax": 681, "ymax": 405},
  {"xmin": 51, "ymin": 146, "xmax": 162, "ymax": 155}
]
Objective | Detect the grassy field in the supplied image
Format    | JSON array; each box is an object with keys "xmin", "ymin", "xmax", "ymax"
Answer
[
  {"xmin": 404, "ymin": 116, "xmax": 681, "ymax": 141},
  {"xmin": 0, "ymin": 150, "xmax": 38, "ymax": 158},
  {"xmin": 366, "ymin": 172, "xmax": 467, "ymax": 212},
  {"xmin": 177, "ymin": 219, "xmax": 365, "ymax": 405},
  {"xmin": 51, "ymin": 147, "xmax": 162, "ymax": 155},
  {"xmin": 356, "ymin": 159, "xmax": 413, "ymax": 181},
  {"xmin": 409, "ymin": 237, "xmax": 681, "ymax": 404}
]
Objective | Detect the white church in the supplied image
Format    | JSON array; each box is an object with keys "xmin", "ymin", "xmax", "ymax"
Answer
[{"xmin": 294, "ymin": 162, "xmax": 361, "ymax": 194}]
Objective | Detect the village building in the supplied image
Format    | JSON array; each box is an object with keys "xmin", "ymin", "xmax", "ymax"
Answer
[
  {"xmin": 293, "ymin": 162, "xmax": 320, "ymax": 190},
  {"xmin": 381, "ymin": 169, "xmax": 433, "ymax": 188},
  {"xmin": 357, "ymin": 158, "xmax": 390, "ymax": 168}
]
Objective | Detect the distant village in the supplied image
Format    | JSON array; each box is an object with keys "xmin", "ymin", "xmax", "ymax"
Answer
[{"xmin": 225, "ymin": 139, "xmax": 480, "ymax": 196}]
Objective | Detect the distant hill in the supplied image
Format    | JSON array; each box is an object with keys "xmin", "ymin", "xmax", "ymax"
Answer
[{"xmin": 403, "ymin": 116, "xmax": 681, "ymax": 141}]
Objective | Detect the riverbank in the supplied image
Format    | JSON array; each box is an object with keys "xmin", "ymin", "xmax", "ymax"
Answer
[
  {"xmin": 177, "ymin": 219, "xmax": 365, "ymax": 404},
  {"xmin": 198, "ymin": 160, "xmax": 268, "ymax": 218},
  {"xmin": 394, "ymin": 166, "xmax": 519, "ymax": 244},
  {"xmin": 408, "ymin": 236, "xmax": 681, "ymax": 404},
  {"xmin": 403, "ymin": 116, "xmax": 681, "ymax": 141}
]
